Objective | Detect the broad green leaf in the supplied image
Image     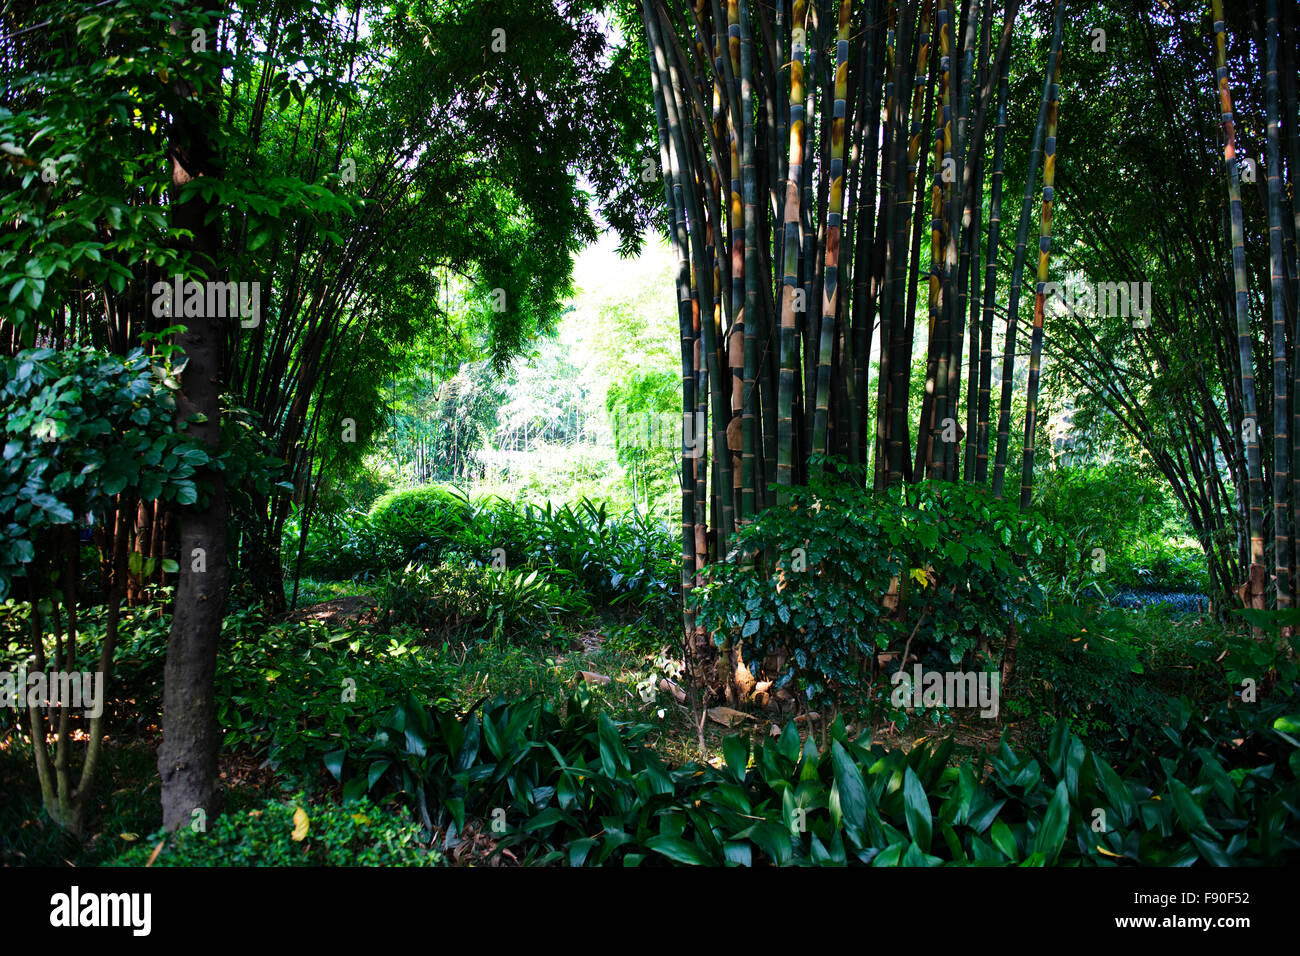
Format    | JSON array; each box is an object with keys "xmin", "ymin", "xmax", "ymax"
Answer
[
  {"xmin": 902, "ymin": 766, "xmax": 932, "ymax": 851},
  {"xmin": 1167, "ymin": 778, "xmax": 1220, "ymax": 840},
  {"xmin": 1032, "ymin": 780, "xmax": 1070, "ymax": 864},
  {"xmin": 990, "ymin": 818, "xmax": 1018, "ymax": 861},
  {"xmin": 831, "ymin": 739, "xmax": 868, "ymax": 832},
  {"xmin": 645, "ymin": 835, "xmax": 712, "ymax": 866}
]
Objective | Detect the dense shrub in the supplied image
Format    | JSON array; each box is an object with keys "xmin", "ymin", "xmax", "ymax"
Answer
[
  {"xmin": 214, "ymin": 609, "xmax": 455, "ymax": 782},
  {"xmin": 1108, "ymin": 537, "xmax": 1208, "ymax": 593},
  {"xmin": 0, "ymin": 346, "xmax": 210, "ymax": 601},
  {"xmin": 1187, "ymin": 607, "xmax": 1300, "ymax": 693},
  {"xmin": 368, "ymin": 485, "xmax": 473, "ymax": 562},
  {"xmin": 690, "ymin": 475, "xmax": 1046, "ymax": 709},
  {"xmin": 0, "ymin": 600, "xmax": 453, "ymax": 785},
  {"xmin": 109, "ymin": 794, "xmax": 437, "ymax": 866},
  {"xmin": 1033, "ymin": 464, "xmax": 1208, "ymax": 596},
  {"xmin": 290, "ymin": 492, "xmax": 677, "ymax": 622},
  {"xmin": 454, "ymin": 497, "xmax": 678, "ymax": 616},
  {"xmin": 284, "ymin": 505, "xmax": 398, "ymax": 579},
  {"xmin": 377, "ymin": 561, "xmax": 586, "ymax": 644},
  {"xmin": 1010, "ymin": 604, "xmax": 1167, "ymax": 739},
  {"xmin": 286, "ymin": 485, "xmax": 475, "ymax": 580},
  {"xmin": 0, "ymin": 599, "xmax": 160, "ymax": 740},
  {"xmin": 332, "ymin": 686, "xmax": 1300, "ymax": 866}
]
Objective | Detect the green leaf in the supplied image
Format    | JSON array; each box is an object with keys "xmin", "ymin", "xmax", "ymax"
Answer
[
  {"xmin": 901, "ymin": 841, "xmax": 939, "ymax": 866},
  {"xmin": 722, "ymin": 735, "xmax": 748, "ymax": 783},
  {"xmin": 871, "ymin": 841, "xmax": 907, "ymax": 866},
  {"xmin": 990, "ymin": 818, "xmax": 1018, "ymax": 861},
  {"xmin": 366, "ymin": 758, "xmax": 392, "ymax": 791},
  {"xmin": 1167, "ymin": 778, "xmax": 1220, "ymax": 840},
  {"xmin": 1032, "ymin": 780, "xmax": 1070, "ymax": 864},
  {"xmin": 1273, "ymin": 714, "xmax": 1300, "ymax": 738},
  {"xmin": 323, "ymin": 749, "xmax": 345, "ymax": 781},
  {"xmin": 568, "ymin": 838, "xmax": 597, "ymax": 867},
  {"xmin": 1047, "ymin": 718, "xmax": 1070, "ymax": 775},
  {"xmin": 831, "ymin": 739, "xmax": 868, "ymax": 832},
  {"xmin": 722, "ymin": 842, "xmax": 752, "ymax": 867},
  {"xmin": 902, "ymin": 766, "xmax": 932, "ymax": 852},
  {"xmin": 748, "ymin": 821, "xmax": 793, "ymax": 865},
  {"xmin": 1091, "ymin": 753, "xmax": 1136, "ymax": 827},
  {"xmin": 597, "ymin": 712, "xmax": 630, "ymax": 777},
  {"xmin": 645, "ymin": 835, "xmax": 712, "ymax": 866}
]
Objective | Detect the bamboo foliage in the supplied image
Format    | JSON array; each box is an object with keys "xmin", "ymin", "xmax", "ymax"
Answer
[
  {"xmin": 641, "ymin": 0, "xmax": 1294, "ymax": 669},
  {"xmin": 640, "ymin": 0, "xmax": 1073, "ymax": 677},
  {"xmin": 1021, "ymin": 0, "xmax": 1296, "ymax": 620}
]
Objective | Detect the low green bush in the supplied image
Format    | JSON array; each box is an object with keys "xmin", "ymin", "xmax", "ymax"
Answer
[
  {"xmin": 368, "ymin": 485, "xmax": 473, "ymax": 563},
  {"xmin": 457, "ymin": 497, "xmax": 678, "ymax": 616},
  {"xmin": 377, "ymin": 561, "xmax": 586, "ymax": 644},
  {"xmin": 1107, "ymin": 535, "xmax": 1209, "ymax": 593},
  {"xmin": 1185, "ymin": 608, "xmax": 1300, "ymax": 694},
  {"xmin": 690, "ymin": 473, "xmax": 1046, "ymax": 710},
  {"xmin": 1010, "ymin": 604, "xmax": 1167, "ymax": 739},
  {"xmin": 215, "ymin": 608, "xmax": 454, "ymax": 782},
  {"xmin": 1033, "ymin": 464, "xmax": 1209, "ymax": 597},
  {"xmin": 290, "ymin": 493, "xmax": 677, "ymax": 623},
  {"xmin": 0, "ymin": 346, "xmax": 212, "ymax": 603},
  {"xmin": 283, "ymin": 505, "xmax": 399, "ymax": 579},
  {"xmin": 108, "ymin": 794, "xmax": 438, "ymax": 866},
  {"xmin": 5, "ymin": 600, "xmax": 457, "ymax": 784},
  {"xmin": 330, "ymin": 685, "xmax": 1300, "ymax": 866}
]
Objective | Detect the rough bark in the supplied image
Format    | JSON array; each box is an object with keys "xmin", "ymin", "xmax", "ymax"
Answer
[{"xmin": 158, "ymin": 3, "xmax": 231, "ymax": 832}]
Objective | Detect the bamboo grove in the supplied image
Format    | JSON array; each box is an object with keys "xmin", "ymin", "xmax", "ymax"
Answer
[
  {"xmin": 640, "ymin": 0, "xmax": 1066, "ymax": 643},
  {"xmin": 640, "ymin": 0, "xmax": 1300, "ymax": 659},
  {"xmin": 1029, "ymin": 0, "xmax": 1299, "ymax": 620},
  {"xmin": 1209, "ymin": 0, "xmax": 1300, "ymax": 613}
]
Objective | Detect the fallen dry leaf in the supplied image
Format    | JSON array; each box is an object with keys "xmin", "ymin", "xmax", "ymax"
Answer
[{"xmin": 707, "ymin": 706, "xmax": 755, "ymax": 728}]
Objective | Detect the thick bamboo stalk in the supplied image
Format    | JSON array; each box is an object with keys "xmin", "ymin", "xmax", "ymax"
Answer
[
  {"xmin": 1283, "ymin": 0, "xmax": 1300, "ymax": 603},
  {"xmin": 811, "ymin": 0, "xmax": 855, "ymax": 460},
  {"xmin": 991, "ymin": 0, "xmax": 1062, "ymax": 497},
  {"xmin": 924, "ymin": 0, "xmax": 954, "ymax": 480},
  {"xmin": 1211, "ymin": 0, "xmax": 1266, "ymax": 605},
  {"xmin": 1263, "ymin": 0, "xmax": 1291, "ymax": 606},
  {"xmin": 777, "ymin": 0, "xmax": 810, "ymax": 495},
  {"xmin": 740, "ymin": 0, "xmax": 760, "ymax": 523},
  {"xmin": 1017, "ymin": 38, "xmax": 1061, "ymax": 511},
  {"xmin": 650, "ymin": 1, "xmax": 735, "ymax": 553},
  {"xmin": 644, "ymin": 0, "xmax": 698, "ymax": 626},
  {"xmin": 942, "ymin": 0, "xmax": 979, "ymax": 482},
  {"xmin": 974, "ymin": 64, "xmax": 1007, "ymax": 485},
  {"xmin": 880, "ymin": 0, "xmax": 926, "ymax": 488}
]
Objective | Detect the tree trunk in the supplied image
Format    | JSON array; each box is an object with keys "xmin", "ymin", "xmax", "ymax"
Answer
[{"xmin": 158, "ymin": 3, "xmax": 231, "ymax": 832}]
